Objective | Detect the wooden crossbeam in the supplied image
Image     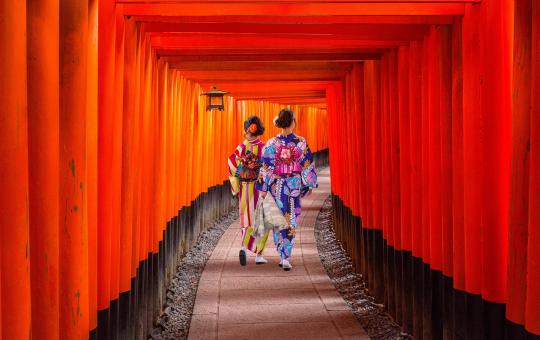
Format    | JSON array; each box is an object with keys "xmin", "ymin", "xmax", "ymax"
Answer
[{"xmin": 119, "ymin": 3, "xmax": 467, "ymax": 16}]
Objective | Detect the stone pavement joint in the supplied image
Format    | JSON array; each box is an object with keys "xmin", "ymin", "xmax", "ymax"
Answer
[{"xmin": 188, "ymin": 169, "xmax": 370, "ymax": 340}]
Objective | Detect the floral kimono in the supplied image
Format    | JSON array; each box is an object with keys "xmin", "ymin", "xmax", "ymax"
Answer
[
  {"xmin": 228, "ymin": 138, "xmax": 269, "ymax": 253},
  {"xmin": 260, "ymin": 133, "xmax": 318, "ymax": 260}
]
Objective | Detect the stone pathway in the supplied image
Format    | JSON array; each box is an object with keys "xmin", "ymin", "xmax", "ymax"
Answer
[{"xmin": 187, "ymin": 169, "xmax": 370, "ymax": 340}]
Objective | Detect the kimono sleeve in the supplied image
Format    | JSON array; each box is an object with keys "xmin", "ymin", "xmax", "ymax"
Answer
[
  {"xmin": 300, "ymin": 140, "xmax": 318, "ymax": 189},
  {"xmin": 259, "ymin": 139, "xmax": 276, "ymax": 193},
  {"xmin": 228, "ymin": 144, "xmax": 244, "ymax": 177}
]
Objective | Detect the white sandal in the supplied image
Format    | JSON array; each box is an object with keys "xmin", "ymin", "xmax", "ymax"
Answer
[
  {"xmin": 255, "ymin": 254, "xmax": 268, "ymax": 264},
  {"xmin": 282, "ymin": 259, "xmax": 292, "ymax": 271}
]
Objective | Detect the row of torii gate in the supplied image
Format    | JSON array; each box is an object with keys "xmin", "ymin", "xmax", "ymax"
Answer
[{"xmin": 1, "ymin": 0, "xmax": 539, "ymax": 339}]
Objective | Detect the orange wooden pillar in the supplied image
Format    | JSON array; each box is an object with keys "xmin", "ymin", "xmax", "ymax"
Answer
[
  {"xmin": 389, "ymin": 49, "xmax": 402, "ymax": 324},
  {"xmin": 451, "ymin": 17, "xmax": 465, "ymax": 295},
  {"xmin": 398, "ymin": 46, "xmax": 411, "ymax": 260},
  {"xmin": 353, "ymin": 64, "xmax": 367, "ymax": 221},
  {"xmin": 380, "ymin": 52, "xmax": 392, "ymax": 313},
  {"xmin": 130, "ymin": 30, "xmax": 143, "ymax": 283},
  {"xmin": 112, "ymin": 14, "xmax": 128, "ymax": 336},
  {"xmin": 409, "ymin": 41, "xmax": 423, "ymax": 263},
  {"xmin": 365, "ymin": 60, "xmax": 384, "ymax": 302},
  {"xmin": 389, "ymin": 50, "xmax": 401, "ymax": 256},
  {"xmin": 427, "ymin": 27, "xmax": 443, "ymax": 273},
  {"xmin": 481, "ymin": 0, "xmax": 512, "ymax": 314},
  {"xmin": 370, "ymin": 61, "xmax": 382, "ymax": 233},
  {"xmin": 87, "ymin": 0, "xmax": 99, "ymax": 333},
  {"xmin": 120, "ymin": 16, "xmax": 137, "ymax": 302},
  {"xmin": 451, "ymin": 16, "xmax": 467, "ymax": 339},
  {"xmin": 170, "ymin": 72, "xmax": 179, "ymax": 213},
  {"xmin": 507, "ymin": 0, "xmax": 532, "ymax": 329},
  {"xmin": 0, "ymin": 2, "xmax": 32, "ymax": 339},
  {"xmin": 420, "ymin": 35, "xmax": 433, "ymax": 339},
  {"xmin": 380, "ymin": 54, "xmax": 391, "ymax": 246},
  {"xmin": 398, "ymin": 45, "xmax": 413, "ymax": 334},
  {"xmin": 408, "ymin": 40, "xmax": 424, "ymax": 338},
  {"xmin": 110, "ymin": 13, "xmax": 125, "ymax": 313},
  {"xmin": 185, "ymin": 78, "xmax": 195, "ymax": 205},
  {"xmin": 326, "ymin": 84, "xmax": 337, "ymax": 197},
  {"xmin": 438, "ymin": 25, "xmax": 453, "ymax": 280},
  {"xmin": 462, "ymin": 3, "xmax": 484, "ymax": 296},
  {"xmin": 59, "ymin": 0, "xmax": 90, "ymax": 337},
  {"xmin": 437, "ymin": 24, "xmax": 454, "ymax": 339},
  {"xmin": 420, "ymin": 36, "xmax": 431, "ymax": 269},
  {"xmin": 97, "ymin": 0, "xmax": 116, "ymax": 329},
  {"xmin": 462, "ymin": 4, "xmax": 486, "ymax": 338},
  {"xmin": 360, "ymin": 69, "xmax": 372, "ymax": 252},
  {"xmin": 139, "ymin": 40, "xmax": 153, "ymax": 267},
  {"xmin": 344, "ymin": 74, "xmax": 355, "ymax": 219},
  {"xmin": 525, "ymin": 2, "xmax": 540, "ymax": 335},
  {"xmin": 27, "ymin": 0, "xmax": 60, "ymax": 338},
  {"xmin": 344, "ymin": 74, "xmax": 355, "ymax": 256},
  {"xmin": 451, "ymin": 14, "xmax": 468, "ymax": 337},
  {"xmin": 353, "ymin": 64, "xmax": 368, "ymax": 280}
]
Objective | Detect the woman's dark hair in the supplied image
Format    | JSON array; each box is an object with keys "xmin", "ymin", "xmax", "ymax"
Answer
[
  {"xmin": 274, "ymin": 108, "xmax": 295, "ymax": 129},
  {"xmin": 244, "ymin": 115, "xmax": 265, "ymax": 136}
]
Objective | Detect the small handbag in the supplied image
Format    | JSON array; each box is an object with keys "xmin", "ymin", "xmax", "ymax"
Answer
[
  {"xmin": 244, "ymin": 199, "xmax": 273, "ymax": 253},
  {"xmin": 253, "ymin": 199, "xmax": 267, "ymax": 237},
  {"xmin": 261, "ymin": 194, "xmax": 288, "ymax": 229}
]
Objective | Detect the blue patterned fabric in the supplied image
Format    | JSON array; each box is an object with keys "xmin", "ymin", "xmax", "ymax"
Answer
[{"xmin": 259, "ymin": 133, "xmax": 318, "ymax": 259}]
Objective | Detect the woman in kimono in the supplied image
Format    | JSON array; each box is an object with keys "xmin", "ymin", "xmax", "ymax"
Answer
[
  {"xmin": 228, "ymin": 116, "xmax": 269, "ymax": 266},
  {"xmin": 260, "ymin": 109, "xmax": 318, "ymax": 271}
]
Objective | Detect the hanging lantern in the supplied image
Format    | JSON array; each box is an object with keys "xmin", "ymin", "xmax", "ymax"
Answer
[{"xmin": 201, "ymin": 85, "xmax": 229, "ymax": 111}]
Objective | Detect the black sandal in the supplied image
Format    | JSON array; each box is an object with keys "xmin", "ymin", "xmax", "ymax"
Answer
[{"xmin": 239, "ymin": 249, "xmax": 247, "ymax": 266}]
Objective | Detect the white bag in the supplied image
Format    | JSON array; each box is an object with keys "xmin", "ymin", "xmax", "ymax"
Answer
[
  {"xmin": 253, "ymin": 194, "xmax": 287, "ymax": 237},
  {"xmin": 252, "ymin": 199, "xmax": 267, "ymax": 238},
  {"xmin": 262, "ymin": 194, "xmax": 287, "ymax": 229}
]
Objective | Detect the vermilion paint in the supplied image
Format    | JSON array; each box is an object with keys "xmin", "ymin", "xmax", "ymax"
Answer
[
  {"xmin": 27, "ymin": 0, "xmax": 60, "ymax": 337},
  {"xmin": 525, "ymin": 2, "xmax": 540, "ymax": 334},
  {"xmin": 398, "ymin": 46, "xmax": 411, "ymax": 252},
  {"xmin": 451, "ymin": 17, "xmax": 466, "ymax": 292},
  {"xmin": 0, "ymin": 2, "xmax": 32, "ymax": 339},
  {"xmin": 59, "ymin": 0, "xmax": 90, "ymax": 337},
  {"xmin": 409, "ymin": 41, "xmax": 423, "ymax": 259},
  {"xmin": 3, "ymin": 0, "xmax": 540, "ymax": 336}
]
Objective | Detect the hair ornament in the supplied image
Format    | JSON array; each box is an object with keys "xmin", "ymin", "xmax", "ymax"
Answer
[{"xmin": 248, "ymin": 123, "xmax": 258, "ymax": 133}]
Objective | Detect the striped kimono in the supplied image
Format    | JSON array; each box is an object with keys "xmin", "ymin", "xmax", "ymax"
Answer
[{"xmin": 228, "ymin": 138, "xmax": 269, "ymax": 253}]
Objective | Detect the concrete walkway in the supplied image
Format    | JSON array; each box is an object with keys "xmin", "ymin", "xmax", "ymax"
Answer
[{"xmin": 188, "ymin": 169, "xmax": 369, "ymax": 340}]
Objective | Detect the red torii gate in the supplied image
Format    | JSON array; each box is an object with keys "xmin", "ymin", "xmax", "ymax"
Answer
[{"xmin": 1, "ymin": 0, "xmax": 539, "ymax": 339}]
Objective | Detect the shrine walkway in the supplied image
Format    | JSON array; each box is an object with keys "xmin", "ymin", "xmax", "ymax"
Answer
[{"xmin": 188, "ymin": 169, "xmax": 368, "ymax": 340}]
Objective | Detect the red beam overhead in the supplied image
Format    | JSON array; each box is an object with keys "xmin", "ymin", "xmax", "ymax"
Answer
[
  {"xmin": 166, "ymin": 61, "xmax": 353, "ymax": 71},
  {"xmin": 133, "ymin": 15, "xmax": 456, "ymax": 25},
  {"xmin": 160, "ymin": 53, "xmax": 381, "ymax": 62},
  {"xmin": 119, "ymin": 3, "xmax": 466, "ymax": 16},
  {"xmin": 119, "ymin": 0, "xmax": 476, "ymax": 2},
  {"xmin": 239, "ymin": 95, "xmax": 325, "ymax": 100},
  {"xmin": 156, "ymin": 48, "xmax": 386, "ymax": 56},
  {"xmin": 199, "ymin": 82, "xmax": 329, "ymax": 103},
  {"xmin": 233, "ymin": 92, "xmax": 326, "ymax": 99},
  {"xmin": 199, "ymin": 81, "xmax": 330, "ymax": 100},
  {"xmin": 199, "ymin": 80, "xmax": 330, "ymax": 91},
  {"xmin": 144, "ymin": 23, "xmax": 429, "ymax": 41},
  {"xmin": 150, "ymin": 35, "xmax": 409, "ymax": 50},
  {"xmin": 177, "ymin": 70, "xmax": 344, "ymax": 82}
]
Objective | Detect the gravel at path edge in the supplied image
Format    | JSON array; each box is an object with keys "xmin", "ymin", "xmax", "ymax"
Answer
[
  {"xmin": 315, "ymin": 195, "xmax": 412, "ymax": 340},
  {"xmin": 149, "ymin": 209, "xmax": 239, "ymax": 340}
]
